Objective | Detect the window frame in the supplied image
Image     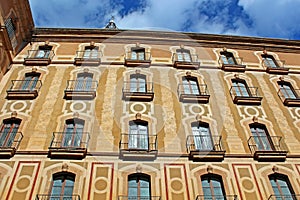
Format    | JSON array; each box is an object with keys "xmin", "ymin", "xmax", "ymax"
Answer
[
  {"xmin": 128, "ymin": 173, "xmax": 151, "ymax": 198},
  {"xmin": 201, "ymin": 174, "xmax": 226, "ymax": 198},
  {"xmin": 0, "ymin": 118, "xmax": 21, "ymax": 147},
  {"xmin": 62, "ymin": 118, "xmax": 85, "ymax": 148},
  {"xmin": 128, "ymin": 120, "xmax": 149, "ymax": 150},
  {"xmin": 191, "ymin": 121, "xmax": 214, "ymax": 151},
  {"xmin": 50, "ymin": 172, "xmax": 76, "ymax": 198},
  {"xmin": 269, "ymin": 174, "xmax": 296, "ymax": 199}
]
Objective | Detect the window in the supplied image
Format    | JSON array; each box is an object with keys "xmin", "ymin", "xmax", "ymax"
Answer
[
  {"xmin": 83, "ymin": 46, "xmax": 99, "ymax": 59},
  {"xmin": 262, "ymin": 54, "xmax": 279, "ymax": 68},
  {"xmin": 131, "ymin": 47, "xmax": 145, "ymax": 60},
  {"xmin": 250, "ymin": 123, "xmax": 273, "ymax": 151},
  {"xmin": 128, "ymin": 120, "xmax": 148, "ymax": 150},
  {"xmin": 220, "ymin": 51, "xmax": 236, "ymax": 65},
  {"xmin": 128, "ymin": 173, "xmax": 151, "ymax": 199},
  {"xmin": 231, "ymin": 79, "xmax": 250, "ymax": 97},
  {"xmin": 130, "ymin": 74, "xmax": 147, "ymax": 93},
  {"xmin": 176, "ymin": 49, "xmax": 192, "ymax": 62},
  {"xmin": 50, "ymin": 172, "xmax": 75, "ymax": 199},
  {"xmin": 5, "ymin": 18, "xmax": 16, "ymax": 42},
  {"xmin": 21, "ymin": 72, "xmax": 40, "ymax": 91},
  {"xmin": 35, "ymin": 45, "xmax": 52, "ymax": 58},
  {"xmin": 191, "ymin": 122, "xmax": 213, "ymax": 150},
  {"xmin": 0, "ymin": 118, "xmax": 21, "ymax": 147},
  {"xmin": 269, "ymin": 174, "xmax": 296, "ymax": 200},
  {"xmin": 62, "ymin": 119, "xmax": 84, "ymax": 148},
  {"xmin": 278, "ymin": 81, "xmax": 298, "ymax": 99},
  {"xmin": 182, "ymin": 76, "xmax": 200, "ymax": 95},
  {"xmin": 74, "ymin": 73, "xmax": 93, "ymax": 91},
  {"xmin": 201, "ymin": 174, "xmax": 226, "ymax": 199}
]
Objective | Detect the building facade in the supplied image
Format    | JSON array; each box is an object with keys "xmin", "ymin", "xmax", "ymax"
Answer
[{"xmin": 0, "ymin": 1, "xmax": 300, "ymax": 200}]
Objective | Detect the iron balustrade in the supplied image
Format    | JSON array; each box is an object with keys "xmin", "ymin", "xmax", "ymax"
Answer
[
  {"xmin": 65, "ymin": 80, "xmax": 98, "ymax": 92},
  {"xmin": 172, "ymin": 53, "xmax": 199, "ymax": 63},
  {"xmin": 7, "ymin": 80, "xmax": 42, "ymax": 92},
  {"xmin": 26, "ymin": 50, "xmax": 55, "ymax": 59},
  {"xmin": 49, "ymin": 132, "xmax": 90, "ymax": 150},
  {"xmin": 196, "ymin": 195, "xmax": 238, "ymax": 200},
  {"xmin": 278, "ymin": 88, "xmax": 300, "ymax": 101},
  {"xmin": 268, "ymin": 194, "xmax": 300, "ymax": 200},
  {"xmin": 122, "ymin": 81, "xmax": 154, "ymax": 94},
  {"xmin": 177, "ymin": 84, "xmax": 209, "ymax": 96},
  {"xmin": 247, "ymin": 136, "xmax": 287, "ymax": 153},
  {"xmin": 230, "ymin": 86, "xmax": 260, "ymax": 98},
  {"xmin": 35, "ymin": 194, "xmax": 81, "ymax": 200},
  {"xmin": 118, "ymin": 196, "xmax": 161, "ymax": 200},
  {"xmin": 125, "ymin": 52, "xmax": 152, "ymax": 61},
  {"xmin": 186, "ymin": 135, "xmax": 223, "ymax": 153},
  {"xmin": 218, "ymin": 56, "xmax": 244, "ymax": 66},
  {"xmin": 75, "ymin": 50, "xmax": 102, "ymax": 59},
  {"xmin": 0, "ymin": 131, "xmax": 23, "ymax": 150},
  {"xmin": 119, "ymin": 133, "xmax": 158, "ymax": 152},
  {"xmin": 262, "ymin": 58, "xmax": 285, "ymax": 69}
]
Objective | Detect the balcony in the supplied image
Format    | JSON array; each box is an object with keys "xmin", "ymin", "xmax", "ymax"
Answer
[
  {"xmin": 124, "ymin": 52, "xmax": 151, "ymax": 67},
  {"xmin": 74, "ymin": 50, "xmax": 102, "ymax": 66},
  {"xmin": 6, "ymin": 80, "xmax": 42, "ymax": 100},
  {"xmin": 178, "ymin": 84, "xmax": 210, "ymax": 103},
  {"xmin": 64, "ymin": 80, "xmax": 98, "ymax": 100},
  {"xmin": 268, "ymin": 194, "xmax": 300, "ymax": 200},
  {"xmin": 48, "ymin": 132, "xmax": 90, "ymax": 159},
  {"xmin": 186, "ymin": 135, "xmax": 225, "ymax": 161},
  {"xmin": 262, "ymin": 59, "xmax": 289, "ymax": 75},
  {"xmin": 248, "ymin": 136, "xmax": 288, "ymax": 161},
  {"xmin": 172, "ymin": 53, "xmax": 200, "ymax": 69},
  {"xmin": 118, "ymin": 196, "xmax": 161, "ymax": 200},
  {"xmin": 35, "ymin": 194, "xmax": 81, "ymax": 200},
  {"xmin": 218, "ymin": 57, "xmax": 246, "ymax": 72},
  {"xmin": 196, "ymin": 195, "xmax": 238, "ymax": 200},
  {"xmin": 230, "ymin": 86, "xmax": 262, "ymax": 105},
  {"xmin": 0, "ymin": 132, "xmax": 23, "ymax": 158},
  {"xmin": 24, "ymin": 50, "xmax": 55, "ymax": 65},
  {"xmin": 119, "ymin": 133, "xmax": 158, "ymax": 161},
  {"xmin": 278, "ymin": 88, "xmax": 300, "ymax": 107},
  {"xmin": 122, "ymin": 81, "xmax": 154, "ymax": 101}
]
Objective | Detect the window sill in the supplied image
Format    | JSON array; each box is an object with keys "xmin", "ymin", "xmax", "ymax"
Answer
[
  {"xmin": 173, "ymin": 61, "xmax": 200, "ymax": 69},
  {"xmin": 254, "ymin": 150, "xmax": 287, "ymax": 161},
  {"xmin": 24, "ymin": 58, "xmax": 51, "ymax": 66},
  {"xmin": 233, "ymin": 96, "xmax": 262, "ymax": 105},
  {"xmin": 119, "ymin": 149, "xmax": 158, "ymax": 161},
  {"xmin": 221, "ymin": 64, "xmax": 246, "ymax": 72},
  {"xmin": 74, "ymin": 58, "xmax": 101, "ymax": 66},
  {"xmin": 266, "ymin": 67, "xmax": 289, "ymax": 75},
  {"xmin": 189, "ymin": 150, "xmax": 225, "ymax": 162},
  {"xmin": 64, "ymin": 90, "xmax": 96, "ymax": 100},
  {"xmin": 48, "ymin": 147, "xmax": 87, "ymax": 159},
  {"xmin": 179, "ymin": 94, "xmax": 210, "ymax": 103},
  {"xmin": 124, "ymin": 59, "xmax": 151, "ymax": 67},
  {"xmin": 6, "ymin": 90, "xmax": 39, "ymax": 100},
  {"xmin": 122, "ymin": 92, "xmax": 154, "ymax": 101},
  {"xmin": 0, "ymin": 148, "xmax": 17, "ymax": 159},
  {"xmin": 282, "ymin": 98, "xmax": 300, "ymax": 107}
]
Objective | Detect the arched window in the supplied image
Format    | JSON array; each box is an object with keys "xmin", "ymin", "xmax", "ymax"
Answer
[
  {"xmin": 220, "ymin": 51, "xmax": 236, "ymax": 65},
  {"xmin": 262, "ymin": 54, "xmax": 279, "ymax": 68},
  {"xmin": 62, "ymin": 119, "xmax": 85, "ymax": 147},
  {"xmin": 269, "ymin": 174, "xmax": 296, "ymax": 199},
  {"xmin": 201, "ymin": 174, "xmax": 226, "ymax": 198},
  {"xmin": 21, "ymin": 72, "xmax": 40, "ymax": 91},
  {"xmin": 182, "ymin": 76, "xmax": 200, "ymax": 95},
  {"xmin": 278, "ymin": 81, "xmax": 298, "ymax": 99},
  {"xmin": 128, "ymin": 120, "xmax": 148, "ymax": 150},
  {"xmin": 83, "ymin": 46, "xmax": 99, "ymax": 59},
  {"xmin": 176, "ymin": 49, "xmax": 192, "ymax": 62},
  {"xmin": 191, "ymin": 121, "xmax": 213, "ymax": 150},
  {"xmin": 130, "ymin": 74, "xmax": 147, "ymax": 93},
  {"xmin": 74, "ymin": 72, "xmax": 93, "ymax": 91},
  {"xmin": 128, "ymin": 173, "xmax": 151, "ymax": 198},
  {"xmin": 50, "ymin": 172, "xmax": 75, "ymax": 198},
  {"xmin": 249, "ymin": 123, "xmax": 273, "ymax": 151},
  {"xmin": 0, "ymin": 118, "xmax": 21, "ymax": 147},
  {"xmin": 231, "ymin": 78, "xmax": 250, "ymax": 97}
]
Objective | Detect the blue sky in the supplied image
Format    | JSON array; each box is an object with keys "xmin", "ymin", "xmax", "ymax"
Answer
[{"xmin": 29, "ymin": 0, "xmax": 300, "ymax": 40}]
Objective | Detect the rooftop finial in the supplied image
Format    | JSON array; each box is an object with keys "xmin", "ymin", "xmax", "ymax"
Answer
[{"xmin": 105, "ymin": 16, "xmax": 118, "ymax": 30}]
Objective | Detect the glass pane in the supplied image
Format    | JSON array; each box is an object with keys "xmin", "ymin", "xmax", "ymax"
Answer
[
  {"xmin": 131, "ymin": 51, "xmax": 137, "ymax": 60},
  {"xmin": 183, "ymin": 52, "xmax": 191, "ymax": 62},
  {"xmin": 221, "ymin": 55, "xmax": 228, "ymax": 64},
  {"xmin": 264, "ymin": 57, "xmax": 278, "ymax": 68},
  {"xmin": 280, "ymin": 84, "xmax": 297, "ymax": 99},
  {"xmin": 83, "ymin": 49, "xmax": 91, "ymax": 58}
]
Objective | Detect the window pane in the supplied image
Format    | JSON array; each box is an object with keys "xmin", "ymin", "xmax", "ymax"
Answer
[{"xmin": 264, "ymin": 57, "xmax": 278, "ymax": 68}]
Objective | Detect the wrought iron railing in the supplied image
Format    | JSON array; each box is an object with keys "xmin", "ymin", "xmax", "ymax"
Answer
[
  {"xmin": 230, "ymin": 86, "xmax": 260, "ymax": 98},
  {"xmin": 196, "ymin": 195, "xmax": 238, "ymax": 200},
  {"xmin": 178, "ymin": 84, "xmax": 209, "ymax": 96},
  {"xmin": 35, "ymin": 194, "xmax": 81, "ymax": 200},
  {"xmin": 172, "ymin": 53, "xmax": 199, "ymax": 63},
  {"xmin": 122, "ymin": 81, "xmax": 154, "ymax": 94},
  {"xmin": 26, "ymin": 50, "xmax": 55, "ymax": 59},
  {"xmin": 0, "ymin": 131, "xmax": 23, "ymax": 150},
  {"xmin": 248, "ymin": 136, "xmax": 287, "ymax": 153},
  {"xmin": 75, "ymin": 50, "xmax": 102, "ymax": 59},
  {"xmin": 49, "ymin": 132, "xmax": 90, "ymax": 149},
  {"xmin": 262, "ymin": 59, "xmax": 285, "ymax": 69},
  {"xmin": 118, "ymin": 196, "xmax": 161, "ymax": 200},
  {"xmin": 65, "ymin": 80, "xmax": 98, "ymax": 92},
  {"xmin": 218, "ymin": 56, "xmax": 244, "ymax": 66},
  {"xmin": 7, "ymin": 80, "xmax": 42, "ymax": 92},
  {"xmin": 277, "ymin": 88, "xmax": 300, "ymax": 101},
  {"xmin": 186, "ymin": 135, "xmax": 223, "ymax": 153},
  {"xmin": 268, "ymin": 194, "xmax": 300, "ymax": 200},
  {"xmin": 119, "ymin": 133, "xmax": 158, "ymax": 152},
  {"xmin": 125, "ymin": 52, "xmax": 152, "ymax": 61}
]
